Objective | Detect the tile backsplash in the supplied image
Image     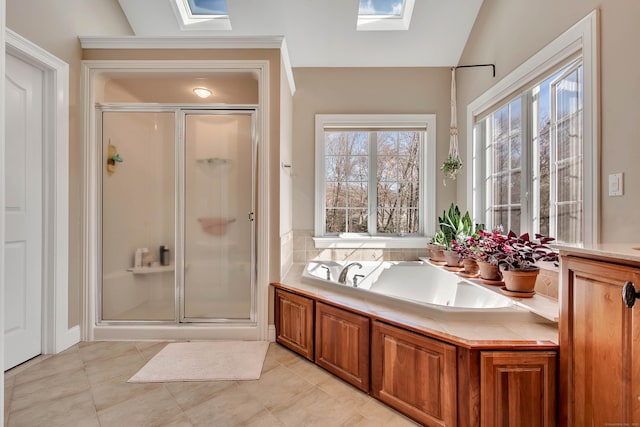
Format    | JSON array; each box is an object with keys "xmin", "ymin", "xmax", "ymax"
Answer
[{"xmin": 293, "ymin": 229, "xmax": 430, "ymax": 263}]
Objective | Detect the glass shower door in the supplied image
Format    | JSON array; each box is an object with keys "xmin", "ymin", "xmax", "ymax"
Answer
[{"xmin": 182, "ymin": 111, "xmax": 255, "ymax": 321}]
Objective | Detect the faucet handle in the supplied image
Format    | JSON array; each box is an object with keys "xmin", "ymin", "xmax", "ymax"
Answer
[
  {"xmin": 319, "ymin": 265, "xmax": 332, "ymax": 281},
  {"xmin": 353, "ymin": 274, "xmax": 365, "ymax": 287}
]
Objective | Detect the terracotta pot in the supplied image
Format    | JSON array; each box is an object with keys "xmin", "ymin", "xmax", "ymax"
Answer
[
  {"xmin": 428, "ymin": 244, "xmax": 446, "ymax": 262},
  {"xmin": 462, "ymin": 258, "xmax": 479, "ymax": 275},
  {"xmin": 477, "ymin": 261, "xmax": 501, "ymax": 281},
  {"xmin": 443, "ymin": 250, "xmax": 462, "ymax": 267},
  {"xmin": 502, "ymin": 268, "xmax": 540, "ymax": 293}
]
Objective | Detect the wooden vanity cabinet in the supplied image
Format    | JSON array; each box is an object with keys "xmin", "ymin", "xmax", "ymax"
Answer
[
  {"xmin": 315, "ymin": 302, "xmax": 370, "ymax": 391},
  {"xmin": 371, "ymin": 320, "xmax": 457, "ymax": 427},
  {"xmin": 480, "ymin": 351, "xmax": 557, "ymax": 427},
  {"xmin": 560, "ymin": 255, "xmax": 640, "ymax": 426},
  {"xmin": 275, "ymin": 289, "xmax": 314, "ymax": 360}
]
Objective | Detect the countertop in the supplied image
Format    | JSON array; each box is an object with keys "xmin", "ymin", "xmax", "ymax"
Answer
[
  {"xmin": 277, "ymin": 263, "xmax": 559, "ymax": 349},
  {"xmin": 557, "ymin": 243, "xmax": 640, "ymax": 264}
]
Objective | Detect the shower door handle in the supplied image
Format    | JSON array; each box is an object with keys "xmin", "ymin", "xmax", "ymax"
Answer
[{"xmin": 248, "ymin": 212, "xmax": 255, "ymax": 222}]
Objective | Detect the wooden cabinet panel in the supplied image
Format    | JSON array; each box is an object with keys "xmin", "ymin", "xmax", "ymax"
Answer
[
  {"xmin": 275, "ymin": 289, "xmax": 314, "ymax": 360},
  {"xmin": 371, "ymin": 321, "xmax": 457, "ymax": 427},
  {"xmin": 560, "ymin": 256, "xmax": 640, "ymax": 426},
  {"xmin": 315, "ymin": 302, "xmax": 370, "ymax": 391},
  {"xmin": 480, "ymin": 351, "xmax": 556, "ymax": 427}
]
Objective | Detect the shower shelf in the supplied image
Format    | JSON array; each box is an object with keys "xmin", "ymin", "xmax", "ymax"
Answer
[{"xmin": 127, "ymin": 265, "xmax": 175, "ymax": 274}]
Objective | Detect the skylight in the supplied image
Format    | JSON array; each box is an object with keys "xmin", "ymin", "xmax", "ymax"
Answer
[
  {"xmin": 171, "ymin": 0, "xmax": 232, "ymax": 31},
  {"xmin": 187, "ymin": 0, "xmax": 228, "ymax": 16},
  {"xmin": 358, "ymin": 0, "xmax": 404, "ymax": 17},
  {"xmin": 357, "ymin": 0, "xmax": 415, "ymax": 31}
]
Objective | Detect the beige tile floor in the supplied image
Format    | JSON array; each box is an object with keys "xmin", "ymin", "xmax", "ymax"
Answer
[{"xmin": 4, "ymin": 341, "xmax": 418, "ymax": 427}]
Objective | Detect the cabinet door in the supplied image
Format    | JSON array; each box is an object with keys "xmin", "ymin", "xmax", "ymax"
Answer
[
  {"xmin": 371, "ymin": 321, "xmax": 457, "ymax": 427},
  {"xmin": 275, "ymin": 289, "xmax": 314, "ymax": 360},
  {"xmin": 560, "ymin": 256, "xmax": 640, "ymax": 426},
  {"xmin": 480, "ymin": 351, "xmax": 556, "ymax": 427},
  {"xmin": 315, "ymin": 302, "xmax": 370, "ymax": 391}
]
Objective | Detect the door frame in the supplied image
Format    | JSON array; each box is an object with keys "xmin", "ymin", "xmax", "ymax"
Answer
[
  {"xmin": 80, "ymin": 60, "xmax": 270, "ymax": 341},
  {"xmin": 5, "ymin": 30, "xmax": 75, "ymax": 354}
]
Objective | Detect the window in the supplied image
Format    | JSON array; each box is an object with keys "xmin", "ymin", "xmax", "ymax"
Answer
[
  {"xmin": 357, "ymin": 0, "xmax": 415, "ymax": 31},
  {"xmin": 315, "ymin": 115, "xmax": 435, "ymax": 248},
  {"xmin": 468, "ymin": 11, "xmax": 598, "ymax": 244},
  {"xmin": 475, "ymin": 62, "xmax": 583, "ymax": 243}
]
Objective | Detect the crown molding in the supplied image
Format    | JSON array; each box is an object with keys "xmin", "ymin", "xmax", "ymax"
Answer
[{"xmin": 79, "ymin": 35, "xmax": 285, "ymax": 50}]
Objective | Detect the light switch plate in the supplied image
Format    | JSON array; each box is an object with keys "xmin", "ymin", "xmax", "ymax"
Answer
[{"xmin": 608, "ymin": 172, "xmax": 623, "ymax": 196}]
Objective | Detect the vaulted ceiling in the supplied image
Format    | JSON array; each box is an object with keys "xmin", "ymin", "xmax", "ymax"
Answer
[{"xmin": 117, "ymin": 0, "xmax": 484, "ymax": 67}]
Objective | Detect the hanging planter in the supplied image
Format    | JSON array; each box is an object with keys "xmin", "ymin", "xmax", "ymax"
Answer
[
  {"xmin": 441, "ymin": 154, "xmax": 463, "ymax": 181},
  {"xmin": 442, "ymin": 68, "xmax": 462, "ymax": 186}
]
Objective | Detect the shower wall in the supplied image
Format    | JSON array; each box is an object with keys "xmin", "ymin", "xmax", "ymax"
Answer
[{"xmin": 102, "ymin": 112, "xmax": 176, "ymax": 320}]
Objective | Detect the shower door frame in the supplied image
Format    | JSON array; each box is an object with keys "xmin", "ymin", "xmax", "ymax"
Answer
[
  {"xmin": 81, "ymin": 60, "xmax": 271, "ymax": 342},
  {"xmin": 95, "ymin": 104, "xmax": 259, "ymax": 326}
]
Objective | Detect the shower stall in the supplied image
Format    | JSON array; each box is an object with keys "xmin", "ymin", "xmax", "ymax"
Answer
[
  {"xmin": 98, "ymin": 106, "xmax": 257, "ymax": 326},
  {"xmin": 81, "ymin": 61, "xmax": 270, "ymax": 342}
]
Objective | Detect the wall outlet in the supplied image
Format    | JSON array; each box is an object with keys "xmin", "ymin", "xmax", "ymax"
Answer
[{"xmin": 608, "ymin": 172, "xmax": 624, "ymax": 196}]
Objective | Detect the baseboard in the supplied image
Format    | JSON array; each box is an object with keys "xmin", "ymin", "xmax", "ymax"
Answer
[
  {"xmin": 57, "ymin": 325, "xmax": 81, "ymax": 353},
  {"xmin": 268, "ymin": 324, "xmax": 276, "ymax": 342}
]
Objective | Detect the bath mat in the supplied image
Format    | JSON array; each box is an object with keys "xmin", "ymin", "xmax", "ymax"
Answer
[{"xmin": 128, "ymin": 341, "xmax": 270, "ymax": 383}]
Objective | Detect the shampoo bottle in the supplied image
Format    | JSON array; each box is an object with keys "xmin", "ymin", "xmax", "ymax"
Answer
[{"xmin": 134, "ymin": 248, "xmax": 142, "ymax": 268}]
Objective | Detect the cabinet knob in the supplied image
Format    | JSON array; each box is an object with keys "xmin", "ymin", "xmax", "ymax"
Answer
[{"xmin": 622, "ymin": 281, "xmax": 640, "ymax": 308}]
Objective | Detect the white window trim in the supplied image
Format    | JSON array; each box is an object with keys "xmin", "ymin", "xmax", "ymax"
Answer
[
  {"xmin": 314, "ymin": 114, "xmax": 436, "ymax": 249},
  {"xmin": 466, "ymin": 10, "xmax": 599, "ymax": 244},
  {"xmin": 357, "ymin": 0, "xmax": 415, "ymax": 31}
]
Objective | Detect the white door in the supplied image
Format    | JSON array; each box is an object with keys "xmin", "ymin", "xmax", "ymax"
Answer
[{"xmin": 4, "ymin": 53, "xmax": 44, "ymax": 370}]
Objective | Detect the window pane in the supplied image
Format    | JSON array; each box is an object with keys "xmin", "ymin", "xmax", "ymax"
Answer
[
  {"xmin": 326, "ymin": 183, "xmax": 345, "ymax": 208},
  {"xmin": 377, "ymin": 156, "xmax": 397, "ymax": 181},
  {"xmin": 348, "ymin": 209, "xmax": 368, "ymax": 233},
  {"xmin": 510, "ymin": 100, "xmax": 521, "ymax": 133},
  {"xmin": 398, "ymin": 131, "xmax": 419, "ymax": 156},
  {"xmin": 397, "ymin": 181, "xmax": 419, "ymax": 209},
  {"xmin": 347, "ymin": 183, "xmax": 368, "ymax": 208},
  {"xmin": 495, "ymin": 137, "xmax": 509, "ymax": 171},
  {"xmin": 377, "ymin": 208, "xmax": 397, "ymax": 233},
  {"xmin": 325, "ymin": 132, "xmax": 347, "ymax": 155},
  {"xmin": 510, "ymin": 135, "xmax": 521, "ymax": 169},
  {"xmin": 377, "ymin": 183, "xmax": 398, "ymax": 207},
  {"xmin": 325, "ymin": 156, "xmax": 346, "ymax": 182},
  {"xmin": 510, "ymin": 171, "xmax": 521, "ymax": 203},
  {"xmin": 493, "ymin": 174, "xmax": 508, "ymax": 205},
  {"xmin": 348, "ymin": 155, "xmax": 368, "ymax": 181},
  {"xmin": 358, "ymin": 0, "xmax": 404, "ymax": 16},
  {"xmin": 326, "ymin": 209, "xmax": 346, "ymax": 233},
  {"xmin": 493, "ymin": 106, "xmax": 509, "ymax": 139},
  {"xmin": 397, "ymin": 208, "xmax": 419, "ymax": 234},
  {"xmin": 557, "ymin": 203, "xmax": 582, "ymax": 243}
]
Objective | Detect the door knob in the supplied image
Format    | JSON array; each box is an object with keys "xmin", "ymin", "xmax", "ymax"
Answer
[{"xmin": 622, "ymin": 281, "xmax": 640, "ymax": 308}]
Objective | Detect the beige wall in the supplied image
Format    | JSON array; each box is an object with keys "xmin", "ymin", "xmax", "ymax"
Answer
[
  {"xmin": 6, "ymin": 0, "xmax": 133, "ymax": 328},
  {"xmin": 456, "ymin": 0, "xmax": 640, "ymax": 243},
  {"xmin": 291, "ymin": 67, "xmax": 454, "ymax": 233}
]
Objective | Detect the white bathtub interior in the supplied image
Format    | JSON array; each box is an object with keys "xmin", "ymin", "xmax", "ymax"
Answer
[{"xmin": 302, "ymin": 261, "xmax": 557, "ymax": 321}]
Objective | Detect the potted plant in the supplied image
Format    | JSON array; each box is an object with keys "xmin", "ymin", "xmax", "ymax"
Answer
[
  {"xmin": 466, "ymin": 228, "xmax": 507, "ymax": 281},
  {"xmin": 493, "ymin": 231, "xmax": 559, "ymax": 293},
  {"xmin": 427, "ymin": 231, "xmax": 447, "ymax": 263},
  {"xmin": 452, "ymin": 237, "xmax": 480, "ymax": 276},
  {"xmin": 441, "ymin": 154, "xmax": 463, "ymax": 186},
  {"xmin": 438, "ymin": 203, "xmax": 473, "ymax": 267}
]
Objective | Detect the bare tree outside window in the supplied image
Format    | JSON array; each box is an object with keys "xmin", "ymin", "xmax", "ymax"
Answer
[{"xmin": 324, "ymin": 129, "xmax": 421, "ymax": 235}]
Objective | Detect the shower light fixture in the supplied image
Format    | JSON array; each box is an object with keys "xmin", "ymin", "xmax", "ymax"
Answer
[{"xmin": 193, "ymin": 87, "xmax": 212, "ymax": 98}]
